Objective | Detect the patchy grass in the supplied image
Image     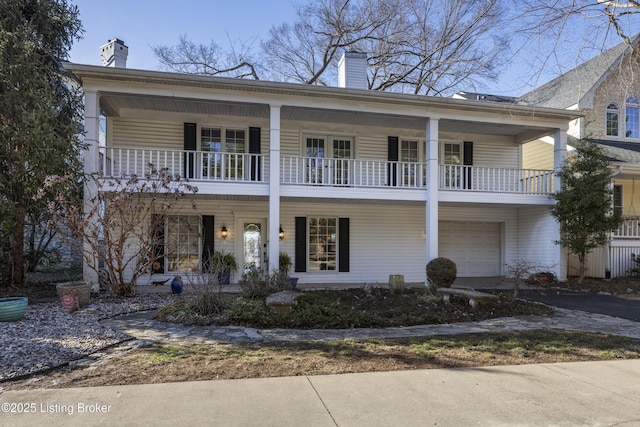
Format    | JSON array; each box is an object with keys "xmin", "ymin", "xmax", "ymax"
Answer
[
  {"xmin": 154, "ymin": 288, "xmax": 553, "ymax": 328},
  {"xmin": 7, "ymin": 330, "xmax": 639, "ymax": 390}
]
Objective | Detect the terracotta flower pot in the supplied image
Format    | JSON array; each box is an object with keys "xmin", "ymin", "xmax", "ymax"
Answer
[{"xmin": 56, "ymin": 282, "xmax": 91, "ymax": 308}]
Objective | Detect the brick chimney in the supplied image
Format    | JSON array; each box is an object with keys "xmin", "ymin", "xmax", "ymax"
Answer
[
  {"xmin": 100, "ymin": 38, "xmax": 128, "ymax": 68},
  {"xmin": 338, "ymin": 51, "xmax": 367, "ymax": 89}
]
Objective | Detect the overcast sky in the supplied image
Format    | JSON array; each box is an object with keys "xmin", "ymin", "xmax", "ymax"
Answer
[{"xmin": 68, "ymin": 0, "xmax": 639, "ymax": 97}]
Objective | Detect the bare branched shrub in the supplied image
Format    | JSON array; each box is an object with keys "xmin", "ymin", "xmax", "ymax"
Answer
[
  {"xmin": 502, "ymin": 260, "xmax": 554, "ymax": 300},
  {"xmin": 239, "ymin": 266, "xmax": 289, "ymax": 300},
  {"xmin": 184, "ymin": 261, "xmax": 228, "ymax": 316},
  {"xmin": 44, "ymin": 164, "xmax": 198, "ymax": 296}
]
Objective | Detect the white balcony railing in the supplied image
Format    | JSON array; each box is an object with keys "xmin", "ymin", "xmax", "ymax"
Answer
[
  {"xmin": 98, "ymin": 148, "xmax": 554, "ymax": 195},
  {"xmin": 99, "ymin": 147, "xmax": 266, "ymax": 182},
  {"xmin": 280, "ymin": 156, "xmax": 426, "ymax": 188},
  {"xmin": 439, "ymin": 165, "xmax": 554, "ymax": 194},
  {"xmin": 613, "ymin": 217, "xmax": 640, "ymax": 239}
]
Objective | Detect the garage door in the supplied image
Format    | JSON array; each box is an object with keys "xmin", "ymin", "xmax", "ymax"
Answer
[{"xmin": 439, "ymin": 222, "xmax": 501, "ymax": 277}]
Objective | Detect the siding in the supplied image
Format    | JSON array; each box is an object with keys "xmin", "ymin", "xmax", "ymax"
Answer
[
  {"xmin": 517, "ymin": 206, "xmax": 561, "ymax": 276},
  {"xmin": 111, "ymin": 118, "xmax": 183, "ymax": 149},
  {"xmin": 281, "ymin": 202, "xmax": 426, "ymax": 284},
  {"xmin": 567, "ymin": 247, "xmax": 607, "ymax": 279},
  {"xmin": 522, "ymin": 139, "xmax": 554, "ymax": 170}
]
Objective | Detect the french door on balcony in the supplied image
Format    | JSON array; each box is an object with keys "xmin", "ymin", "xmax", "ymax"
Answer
[
  {"xmin": 201, "ymin": 127, "xmax": 246, "ymax": 179},
  {"xmin": 305, "ymin": 136, "xmax": 353, "ymax": 185},
  {"xmin": 442, "ymin": 142, "xmax": 462, "ymax": 188}
]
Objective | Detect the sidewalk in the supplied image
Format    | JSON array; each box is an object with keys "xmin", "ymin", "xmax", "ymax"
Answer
[{"xmin": 2, "ymin": 359, "xmax": 639, "ymax": 426}]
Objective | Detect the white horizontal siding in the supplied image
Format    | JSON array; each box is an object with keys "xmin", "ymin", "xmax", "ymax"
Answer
[
  {"xmin": 111, "ymin": 118, "xmax": 183, "ymax": 150},
  {"xmin": 281, "ymin": 202, "xmax": 426, "ymax": 284},
  {"xmin": 517, "ymin": 206, "xmax": 562, "ymax": 277},
  {"xmin": 473, "ymin": 137, "xmax": 519, "ymax": 169}
]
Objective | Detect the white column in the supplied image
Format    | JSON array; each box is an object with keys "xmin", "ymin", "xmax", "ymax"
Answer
[
  {"xmin": 553, "ymin": 129, "xmax": 568, "ymax": 281},
  {"xmin": 83, "ymin": 91, "xmax": 100, "ymax": 289},
  {"xmin": 425, "ymin": 118, "xmax": 439, "ymax": 285},
  {"xmin": 268, "ymin": 104, "xmax": 282, "ymax": 272}
]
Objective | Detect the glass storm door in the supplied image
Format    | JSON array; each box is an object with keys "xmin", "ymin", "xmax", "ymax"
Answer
[{"xmin": 243, "ymin": 221, "xmax": 265, "ymax": 272}]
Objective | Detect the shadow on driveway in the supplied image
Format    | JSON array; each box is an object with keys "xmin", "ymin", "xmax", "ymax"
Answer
[{"xmin": 498, "ymin": 289, "xmax": 640, "ymax": 322}]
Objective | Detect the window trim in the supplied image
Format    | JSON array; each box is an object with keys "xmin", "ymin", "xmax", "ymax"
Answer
[
  {"xmin": 606, "ymin": 102, "xmax": 620, "ymax": 137},
  {"xmin": 165, "ymin": 214, "xmax": 202, "ymax": 273},
  {"xmin": 307, "ymin": 216, "xmax": 338, "ymax": 272},
  {"xmin": 301, "ymin": 133, "xmax": 355, "ymax": 159},
  {"xmin": 199, "ymin": 125, "xmax": 248, "ymax": 152},
  {"xmin": 614, "ymin": 184, "xmax": 623, "ymax": 217},
  {"xmin": 625, "ymin": 96, "xmax": 639, "ymax": 140},
  {"xmin": 441, "ymin": 142, "xmax": 462, "ymax": 165}
]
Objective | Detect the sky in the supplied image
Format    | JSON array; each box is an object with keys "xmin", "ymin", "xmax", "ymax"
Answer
[{"xmin": 67, "ymin": 0, "xmax": 638, "ymax": 97}]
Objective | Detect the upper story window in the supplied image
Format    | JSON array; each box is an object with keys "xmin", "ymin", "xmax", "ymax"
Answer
[
  {"xmin": 201, "ymin": 127, "xmax": 246, "ymax": 178},
  {"xmin": 625, "ymin": 96, "xmax": 639, "ymax": 139},
  {"xmin": 201, "ymin": 127, "xmax": 246, "ymax": 152},
  {"xmin": 606, "ymin": 103, "xmax": 619, "ymax": 137}
]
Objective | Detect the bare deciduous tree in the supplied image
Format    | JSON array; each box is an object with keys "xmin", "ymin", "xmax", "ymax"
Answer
[
  {"xmin": 153, "ymin": 34, "xmax": 261, "ymax": 79},
  {"xmin": 44, "ymin": 166, "xmax": 198, "ymax": 296},
  {"xmin": 518, "ymin": 1, "xmax": 639, "ymax": 46},
  {"xmin": 152, "ymin": 0, "xmax": 511, "ymax": 95}
]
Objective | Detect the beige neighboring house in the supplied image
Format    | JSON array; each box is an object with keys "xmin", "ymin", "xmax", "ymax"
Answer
[{"xmin": 518, "ymin": 36, "xmax": 640, "ymax": 278}]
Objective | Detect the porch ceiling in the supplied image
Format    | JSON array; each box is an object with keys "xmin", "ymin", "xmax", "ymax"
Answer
[{"xmin": 100, "ymin": 92, "xmax": 557, "ymax": 142}]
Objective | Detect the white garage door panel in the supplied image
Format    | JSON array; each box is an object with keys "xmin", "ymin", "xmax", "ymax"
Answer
[{"xmin": 439, "ymin": 222, "xmax": 501, "ymax": 277}]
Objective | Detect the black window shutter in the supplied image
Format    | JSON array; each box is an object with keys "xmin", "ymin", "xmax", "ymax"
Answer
[
  {"xmin": 151, "ymin": 214, "xmax": 165, "ymax": 273},
  {"xmin": 202, "ymin": 215, "xmax": 215, "ymax": 272},
  {"xmin": 295, "ymin": 217, "xmax": 307, "ymax": 272},
  {"xmin": 388, "ymin": 136, "xmax": 399, "ymax": 186},
  {"xmin": 184, "ymin": 123, "xmax": 197, "ymax": 179},
  {"xmin": 463, "ymin": 141, "xmax": 473, "ymax": 189},
  {"xmin": 249, "ymin": 127, "xmax": 261, "ymax": 181},
  {"xmin": 338, "ymin": 217, "xmax": 350, "ymax": 272}
]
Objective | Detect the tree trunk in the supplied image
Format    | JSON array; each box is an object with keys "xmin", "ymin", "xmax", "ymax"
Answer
[
  {"xmin": 578, "ymin": 253, "xmax": 586, "ymax": 284},
  {"xmin": 10, "ymin": 213, "xmax": 25, "ymax": 287}
]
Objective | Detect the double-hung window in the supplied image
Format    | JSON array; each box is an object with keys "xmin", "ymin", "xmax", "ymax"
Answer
[
  {"xmin": 626, "ymin": 96, "xmax": 639, "ymax": 139},
  {"xmin": 166, "ymin": 215, "xmax": 200, "ymax": 272},
  {"xmin": 308, "ymin": 217, "xmax": 337, "ymax": 271},
  {"xmin": 201, "ymin": 127, "xmax": 246, "ymax": 179},
  {"xmin": 606, "ymin": 103, "xmax": 620, "ymax": 137}
]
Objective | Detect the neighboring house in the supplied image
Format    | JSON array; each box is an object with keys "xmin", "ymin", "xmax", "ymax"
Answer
[
  {"xmin": 517, "ymin": 36, "xmax": 640, "ymax": 278},
  {"xmin": 66, "ymin": 39, "xmax": 577, "ymax": 288}
]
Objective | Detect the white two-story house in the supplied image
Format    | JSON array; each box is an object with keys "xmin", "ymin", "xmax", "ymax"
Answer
[{"xmin": 66, "ymin": 40, "xmax": 577, "ymax": 287}]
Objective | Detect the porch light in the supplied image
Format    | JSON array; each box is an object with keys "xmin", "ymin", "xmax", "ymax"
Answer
[
  {"xmin": 279, "ymin": 226, "xmax": 285, "ymax": 240},
  {"xmin": 221, "ymin": 225, "xmax": 228, "ymax": 240}
]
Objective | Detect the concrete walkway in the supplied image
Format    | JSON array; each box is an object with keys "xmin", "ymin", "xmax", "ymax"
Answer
[{"xmin": 2, "ymin": 359, "xmax": 640, "ymax": 427}]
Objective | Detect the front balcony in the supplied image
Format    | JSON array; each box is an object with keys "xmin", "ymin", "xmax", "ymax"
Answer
[
  {"xmin": 98, "ymin": 147, "xmax": 555, "ymax": 196},
  {"xmin": 439, "ymin": 165, "xmax": 555, "ymax": 194},
  {"xmin": 100, "ymin": 147, "xmax": 267, "ymax": 182}
]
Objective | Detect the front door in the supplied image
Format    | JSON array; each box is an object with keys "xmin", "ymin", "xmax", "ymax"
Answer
[{"xmin": 242, "ymin": 219, "xmax": 266, "ymax": 272}]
